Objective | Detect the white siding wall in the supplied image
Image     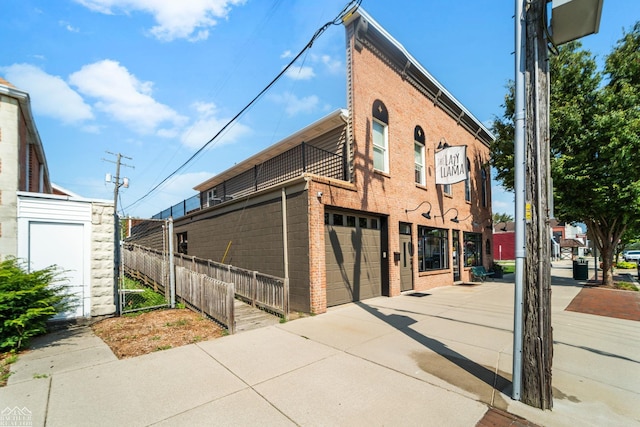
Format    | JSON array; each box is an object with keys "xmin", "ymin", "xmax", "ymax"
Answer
[{"xmin": 17, "ymin": 194, "xmax": 115, "ymax": 318}]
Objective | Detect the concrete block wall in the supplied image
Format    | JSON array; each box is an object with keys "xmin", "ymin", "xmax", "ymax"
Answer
[{"xmin": 91, "ymin": 202, "xmax": 115, "ymax": 316}]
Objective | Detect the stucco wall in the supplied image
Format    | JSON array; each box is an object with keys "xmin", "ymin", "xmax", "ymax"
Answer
[{"xmin": 0, "ymin": 95, "xmax": 20, "ymax": 259}]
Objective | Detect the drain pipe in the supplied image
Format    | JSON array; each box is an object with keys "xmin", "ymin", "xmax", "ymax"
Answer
[
  {"xmin": 512, "ymin": 0, "xmax": 526, "ymax": 401},
  {"xmin": 281, "ymin": 187, "xmax": 289, "ymax": 281}
]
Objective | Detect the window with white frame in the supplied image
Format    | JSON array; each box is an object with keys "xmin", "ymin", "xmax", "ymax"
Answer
[
  {"xmin": 414, "ymin": 125, "xmax": 426, "ymax": 185},
  {"xmin": 464, "ymin": 158, "xmax": 471, "ymax": 202},
  {"xmin": 372, "ymin": 100, "xmax": 389, "ymax": 173},
  {"xmin": 373, "ymin": 120, "xmax": 388, "ymax": 172}
]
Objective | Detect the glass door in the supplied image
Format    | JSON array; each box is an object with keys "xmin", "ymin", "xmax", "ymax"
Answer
[{"xmin": 452, "ymin": 230, "xmax": 461, "ymax": 282}]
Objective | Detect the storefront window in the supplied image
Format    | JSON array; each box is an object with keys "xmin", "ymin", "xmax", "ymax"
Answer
[
  {"xmin": 417, "ymin": 226, "xmax": 449, "ymax": 271},
  {"xmin": 464, "ymin": 232, "xmax": 483, "ymax": 266}
]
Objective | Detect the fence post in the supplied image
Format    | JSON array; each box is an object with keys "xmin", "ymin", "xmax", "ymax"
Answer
[
  {"xmin": 168, "ymin": 217, "xmax": 176, "ymax": 308},
  {"xmin": 228, "ymin": 282, "xmax": 235, "ymax": 334},
  {"xmin": 301, "ymin": 141, "xmax": 307, "ymax": 172},
  {"xmin": 252, "ymin": 271, "xmax": 257, "ymax": 307},
  {"xmin": 284, "ymin": 278, "xmax": 289, "ymax": 321}
]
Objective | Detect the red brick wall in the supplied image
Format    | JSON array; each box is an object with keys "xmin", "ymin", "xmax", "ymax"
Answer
[
  {"xmin": 493, "ymin": 232, "xmax": 515, "ymax": 261},
  {"xmin": 305, "ymin": 21, "xmax": 493, "ymax": 305}
]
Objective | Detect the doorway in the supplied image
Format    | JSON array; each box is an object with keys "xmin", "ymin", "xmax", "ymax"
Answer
[
  {"xmin": 453, "ymin": 229, "xmax": 461, "ymax": 282},
  {"xmin": 399, "ymin": 223, "xmax": 413, "ymax": 291}
]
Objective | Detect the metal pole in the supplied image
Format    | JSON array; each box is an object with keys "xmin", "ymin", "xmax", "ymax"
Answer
[
  {"xmin": 168, "ymin": 217, "xmax": 176, "ymax": 308},
  {"xmin": 281, "ymin": 187, "xmax": 289, "ymax": 281},
  {"xmin": 513, "ymin": 0, "xmax": 526, "ymax": 401}
]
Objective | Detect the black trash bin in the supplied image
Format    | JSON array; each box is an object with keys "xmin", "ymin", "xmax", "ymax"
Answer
[{"xmin": 573, "ymin": 259, "xmax": 589, "ymax": 280}]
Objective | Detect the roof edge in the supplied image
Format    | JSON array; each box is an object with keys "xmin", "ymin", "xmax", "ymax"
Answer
[{"xmin": 343, "ymin": 8, "xmax": 495, "ymax": 143}]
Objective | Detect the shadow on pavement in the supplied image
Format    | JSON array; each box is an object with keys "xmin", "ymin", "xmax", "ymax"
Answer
[{"xmin": 354, "ymin": 301, "xmax": 511, "ymax": 401}]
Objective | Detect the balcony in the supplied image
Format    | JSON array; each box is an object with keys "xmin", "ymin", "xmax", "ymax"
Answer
[{"xmin": 153, "ymin": 141, "xmax": 346, "ymax": 220}]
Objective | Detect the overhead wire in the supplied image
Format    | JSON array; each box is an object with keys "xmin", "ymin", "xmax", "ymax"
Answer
[{"xmin": 124, "ymin": 0, "xmax": 362, "ymax": 212}]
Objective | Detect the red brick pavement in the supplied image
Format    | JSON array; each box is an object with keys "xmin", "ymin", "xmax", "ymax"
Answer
[
  {"xmin": 476, "ymin": 408, "xmax": 541, "ymax": 427},
  {"xmin": 565, "ymin": 287, "xmax": 640, "ymax": 321}
]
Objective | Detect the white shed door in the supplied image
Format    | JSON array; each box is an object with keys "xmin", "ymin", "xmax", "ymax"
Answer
[{"xmin": 29, "ymin": 222, "xmax": 86, "ymax": 319}]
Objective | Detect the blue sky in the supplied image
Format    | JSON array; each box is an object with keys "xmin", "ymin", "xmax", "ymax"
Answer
[{"xmin": 2, "ymin": 0, "xmax": 638, "ymax": 218}]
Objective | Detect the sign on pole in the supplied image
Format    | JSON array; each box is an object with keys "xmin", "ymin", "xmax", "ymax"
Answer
[{"xmin": 435, "ymin": 145, "xmax": 467, "ymax": 185}]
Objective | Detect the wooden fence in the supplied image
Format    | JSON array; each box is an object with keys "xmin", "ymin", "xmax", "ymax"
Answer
[
  {"xmin": 175, "ymin": 266, "xmax": 235, "ymax": 334},
  {"xmin": 174, "ymin": 253, "xmax": 289, "ymax": 319},
  {"xmin": 122, "ymin": 244, "xmax": 289, "ymax": 334}
]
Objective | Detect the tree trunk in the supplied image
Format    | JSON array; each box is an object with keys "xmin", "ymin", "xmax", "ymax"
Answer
[
  {"xmin": 586, "ymin": 219, "xmax": 626, "ymax": 287},
  {"xmin": 522, "ymin": 0, "xmax": 553, "ymax": 409}
]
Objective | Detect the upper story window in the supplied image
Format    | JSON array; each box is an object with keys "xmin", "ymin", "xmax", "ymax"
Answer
[
  {"xmin": 481, "ymin": 168, "xmax": 488, "ymax": 207},
  {"xmin": 464, "ymin": 158, "xmax": 471, "ymax": 202},
  {"xmin": 414, "ymin": 125, "xmax": 426, "ymax": 185},
  {"xmin": 443, "ymin": 183, "xmax": 452, "ymax": 195},
  {"xmin": 372, "ymin": 100, "xmax": 389, "ymax": 173}
]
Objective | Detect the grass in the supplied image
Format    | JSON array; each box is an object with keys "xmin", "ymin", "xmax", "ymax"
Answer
[
  {"xmin": 121, "ymin": 276, "xmax": 167, "ymax": 312},
  {"xmin": 494, "ymin": 261, "xmax": 515, "ymax": 274},
  {"xmin": 0, "ymin": 352, "xmax": 18, "ymax": 386},
  {"xmin": 614, "ymin": 282, "xmax": 638, "ymax": 291}
]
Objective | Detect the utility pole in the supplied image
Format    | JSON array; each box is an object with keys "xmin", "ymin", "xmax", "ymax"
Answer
[
  {"xmin": 513, "ymin": 0, "xmax": 602, "ymax": 409},
  {"xmin": 104, "ymin": 152, "xmax": 133, "ymax": 314},
  {"xmin": 522, "ymin": 0, "xmax": 553, "ymax": 409}
]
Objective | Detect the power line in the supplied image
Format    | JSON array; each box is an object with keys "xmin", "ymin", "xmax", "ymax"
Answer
[{"xmin": 124, "ymin": 0, "xmax": 361, "ymax": 212}]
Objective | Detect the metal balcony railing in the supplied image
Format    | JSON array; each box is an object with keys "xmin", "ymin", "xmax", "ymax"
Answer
[{"xmin": 153, "ymin": 142, "xmax": 346, "ymax": 220}]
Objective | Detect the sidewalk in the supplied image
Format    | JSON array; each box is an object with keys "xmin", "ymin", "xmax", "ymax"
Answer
[{"xmin": 2, "ymin": 261, "xmax": 638, "ymax": 426}]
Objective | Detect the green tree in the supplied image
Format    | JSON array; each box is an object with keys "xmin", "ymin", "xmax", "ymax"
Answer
[
  {"xmin": 492, "ymin": 212, "xmax": 514, "ymax": 224},
  {"xmin": 491, "ymin": 24, "xmax": 640, "ymax": 286}
]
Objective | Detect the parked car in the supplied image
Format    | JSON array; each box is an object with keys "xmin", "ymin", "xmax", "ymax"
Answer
[{"xmin": 623, "ymin": 250, "xmax": 640, "ymax": 262}]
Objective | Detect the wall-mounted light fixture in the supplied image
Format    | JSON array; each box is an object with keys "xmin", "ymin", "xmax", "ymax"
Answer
[
  {"xmin": 435, "ymin": 207, "xmax": 471, "ymax": 224},
  {"xmin": 405, "ymin": 201, "xmax": 432, "ymax": 219}
]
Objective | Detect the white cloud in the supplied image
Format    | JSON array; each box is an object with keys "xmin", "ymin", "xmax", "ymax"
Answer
[
  {"xmin": 74, "ymin": 0, "xmax": 246, "ymax": 42},
  {"xmin": 285, "ymin": 64, "xmax": 315, "ymax": 80},
  {"xmin": 318, "ymin": 54, "xmax": 342, "ymax": 74},
  {"xmin": 270, "ymin": 92, "xmax": 319, "ymax": 117},
  {"xmin": 280, "ymin": 50, "xmax": 292, "ymax": 59},
  {"xmin": 181, "ymin": 101, "xmax": 251, "ymax": 149},
  {"xmin": 69, "ymin": 59, "xmax": 186, "ymax": 135},
  {"xmin": 59, "ymin": 20, "xmax": 80, "ymax": 32},
  {"xmin": 0, "ymin": 63, "xmax": 94, "ymax": 123}
]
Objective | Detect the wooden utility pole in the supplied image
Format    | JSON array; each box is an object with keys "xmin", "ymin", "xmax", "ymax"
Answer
[
  {"xmin": 522, "ymin": 0, "xmax": 553, "ymax": 409},
  {"xmin": 104, "ymin": 152, "xmax": 133, "ymax": 314}
]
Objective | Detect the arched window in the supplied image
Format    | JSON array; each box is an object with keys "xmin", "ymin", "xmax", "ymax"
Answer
[
  {"xmin": 481, "ymin": 168, "xmax": 488, "ymax": 207},
  {"xmin": 464, "ymin": 158, "xmax": 471, "ymax": 202},
  {"xmin": 414, "ymin": 125, "xmax": 425, "ymax": 185},
  {"xmin": 372, "ymin": 100, "xmax": 389, "ymax": 173}
]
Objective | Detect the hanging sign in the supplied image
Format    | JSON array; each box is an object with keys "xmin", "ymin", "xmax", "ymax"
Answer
[{"xmin": 435, "ymin": 145, "xmax": 467, "ymax": 185}]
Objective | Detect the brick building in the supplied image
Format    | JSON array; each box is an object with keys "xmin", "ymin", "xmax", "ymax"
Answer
[
  {"xmin": 0, "ymin": 77, "xmax": 52, "ymax": 259},
  {"xmin": 173, "ymin": 9, "xmax": 494, "ymax": 314}
]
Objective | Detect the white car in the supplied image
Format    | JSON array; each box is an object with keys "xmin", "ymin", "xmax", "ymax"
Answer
[{"xmin": 623, "ymin": 250, "xmax": 640, "ymax": 262}]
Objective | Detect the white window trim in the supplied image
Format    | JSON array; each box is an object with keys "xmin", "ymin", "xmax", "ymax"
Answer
[
  {"xmin": 372, "ymin": 119, "xmax": 389, "ymax": 173},
  {"xmin": 414, "ymin": 141, "xmax": 425, "ymax": 185}
]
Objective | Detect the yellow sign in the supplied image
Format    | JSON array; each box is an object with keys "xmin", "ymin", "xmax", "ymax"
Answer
[{"xmin": 525, "ymin": 202, "xmax": 532, "ymax": 222}]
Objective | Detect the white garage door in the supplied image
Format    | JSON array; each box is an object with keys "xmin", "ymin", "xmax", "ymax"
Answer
[
  {"xmin": 325, "ymin": 211, "xmax": 382, "ymax": 307},
  {"xmin": 29, "ymin": 222, "xmax": 87, "ymax": 319}
]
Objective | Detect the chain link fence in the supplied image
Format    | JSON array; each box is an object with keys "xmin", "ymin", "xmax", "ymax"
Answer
[{"xmin": 120, "ymin": 218, "xmax": 172, "ymax": 314}]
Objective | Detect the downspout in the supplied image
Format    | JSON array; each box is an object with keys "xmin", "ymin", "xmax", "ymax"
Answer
[
  {"xmin": 281, "ymin": 187, "xmax": 289, "ymax": 280},
  {"xmin": 513, "ymin": 0, "xmax": 526, "ymax": 402},
  {"xmin": 281, "ymin": 187, "xmax": 290, "ymax": 319}
]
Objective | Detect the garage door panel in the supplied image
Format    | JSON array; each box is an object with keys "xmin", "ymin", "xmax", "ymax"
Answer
[{"xmin": 325, "ymin": 217, "xmax": 382, "ymax": 307}]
